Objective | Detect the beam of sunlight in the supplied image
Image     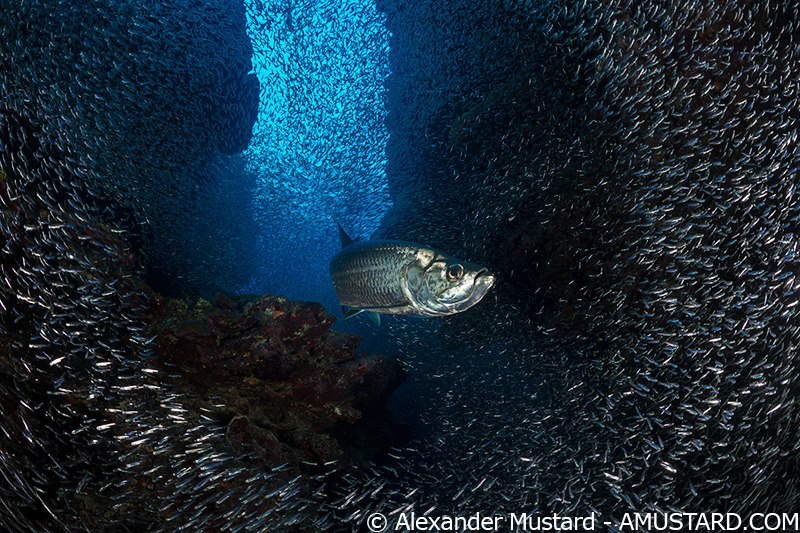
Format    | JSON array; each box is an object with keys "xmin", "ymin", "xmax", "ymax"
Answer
[{"xmin": 242, "ymin": 0, "xmax": 392, "ymax": 310}]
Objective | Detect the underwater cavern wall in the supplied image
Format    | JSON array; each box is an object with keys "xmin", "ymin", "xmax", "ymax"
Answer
[
  {"xmin": 376, "ymin": 0, "xmax": 800, "ymax": 521},
  {"xmin": 3, "ymin": 0, "xmax": 263, "ymax": 299},
  {"xmin": 0, "ymin": 0, "xmax": 401, "ymax": 530},
  {"xmin": 2, "ymin": 0, "xmax": 800, "ymax": 531}
]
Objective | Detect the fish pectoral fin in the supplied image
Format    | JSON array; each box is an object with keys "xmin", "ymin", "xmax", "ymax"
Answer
[
  {"xmin": 367, "ymin": 312, "xmax": 381, "ymax": 326},
  {"xmin": 341, "ymin": 306, "xmax": 396, "ymax": 324},
  {"xmin": 342, "ymin": 306, "xmax": 365, "ymax": 320}
]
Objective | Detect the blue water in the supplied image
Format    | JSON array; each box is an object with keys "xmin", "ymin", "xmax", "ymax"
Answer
[{"xmin": 242, "ymin": 1, "xmax": 392, "ymax": 315}]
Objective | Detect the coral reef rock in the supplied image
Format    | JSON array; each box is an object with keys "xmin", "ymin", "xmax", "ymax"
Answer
[
  {"xmin": 148, "ymin": 292, "xmax": 405, "ymax": 466},
  {"xmin": 0, "ymin": 109, "xmax": 403, "ymax": 531}
]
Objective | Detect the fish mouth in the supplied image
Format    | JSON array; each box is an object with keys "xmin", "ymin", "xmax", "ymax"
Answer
[
  {"xmin": 474, "ymin": 268, "xmax": 495, "ymax": 288},
  {"xmin": 433, "ymin": 268, "xmax": 495, "ymax": 313},
  {"xmin": 461, "ymin": 268, "xmax": 494, "ymax": 303}
]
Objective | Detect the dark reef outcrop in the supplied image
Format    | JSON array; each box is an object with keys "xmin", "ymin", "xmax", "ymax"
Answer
[
  {"xmin": 1, "ymin": 0, "xmax": 259, "ymax": 183},
  {"xmin": 0, "ymin": 0, "xmax": 404, "ymax": 530},
  {"xmin": 0, "ymin": 111, "xmax": 404, "ymax": 529},
  {"xmin": 148, "ymin": 292, "xmax": 404, "ymax": 466},
  {"xmin": 377, "ymin": 0, "xmax": 800, "ymax": 520},
  {"xmin": 1, "ymin": 0, "xmax": 261, "ymax": 296},
  {"xmin": 0, "ymin": 109, "xmax": 151, "ymax": 531}
]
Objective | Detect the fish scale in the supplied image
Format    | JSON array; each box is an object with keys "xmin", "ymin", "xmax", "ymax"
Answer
[{"xmin": 330, "ymin": 242, "xmax": 417, "ymax": 308}]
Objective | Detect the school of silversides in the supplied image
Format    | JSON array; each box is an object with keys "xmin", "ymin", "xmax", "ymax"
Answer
[{"xmin": 2, "ymin": 0, "xmax": 800, "ymax": 531}]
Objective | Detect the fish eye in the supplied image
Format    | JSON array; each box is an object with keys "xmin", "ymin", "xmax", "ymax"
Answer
[{"xmin": 446, "ymin": 264, "xmax": 464, "ymax": 281}]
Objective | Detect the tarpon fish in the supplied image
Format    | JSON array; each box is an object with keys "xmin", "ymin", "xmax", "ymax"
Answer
[{"xmin": 330, "ymin": 225, "xmax": 495, "ymax": 323}]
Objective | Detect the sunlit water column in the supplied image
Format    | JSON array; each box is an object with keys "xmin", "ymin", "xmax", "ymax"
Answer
[{"xmin": 242, "ymin": 0, "xmax": 392, "ymax": 311}]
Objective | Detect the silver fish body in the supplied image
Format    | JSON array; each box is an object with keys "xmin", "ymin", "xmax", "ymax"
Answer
[
  {"xmin": 330, "ymin": 227, "xmax": 495, "ymax": 317},
  {"xmin": 331, "ymin": 241, "xmax": 421, "ymax": 312}
]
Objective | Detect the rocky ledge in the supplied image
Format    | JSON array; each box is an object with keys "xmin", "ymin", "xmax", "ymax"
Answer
[{"xmin": 147, "ymin": 292, "xmax": 406, "ymax": 467}]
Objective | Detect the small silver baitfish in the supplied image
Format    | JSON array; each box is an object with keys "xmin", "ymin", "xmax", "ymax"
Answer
[{"xmin": 330, "ymin": 225, "xmax": 495, "ymax": 322}]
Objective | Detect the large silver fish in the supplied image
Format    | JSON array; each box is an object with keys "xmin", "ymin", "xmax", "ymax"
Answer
[{"xmin": 330, "ymin": 225, "xmax": 495, "ymax": 322}]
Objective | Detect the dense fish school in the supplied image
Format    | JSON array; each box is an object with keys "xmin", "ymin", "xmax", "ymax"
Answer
[{"xmin": 2, "ymin": 0, "xmax": 800, "ymax": 531}]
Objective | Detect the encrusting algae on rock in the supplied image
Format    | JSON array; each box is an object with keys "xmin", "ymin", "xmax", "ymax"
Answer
[{"xmin": 146, "ymin": 292, "xmax": 406, "ymax": 465}]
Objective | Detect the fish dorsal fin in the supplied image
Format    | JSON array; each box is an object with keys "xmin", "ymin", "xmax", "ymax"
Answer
[{"xmin": 337, "ymin": 223, "xmax": 355, "ymax": 248}]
